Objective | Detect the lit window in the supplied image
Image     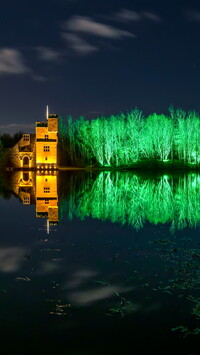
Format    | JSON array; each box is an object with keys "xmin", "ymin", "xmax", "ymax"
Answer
[
  {"xmin": 43, "ymin": 146, "xmax": 50, "ymax": 152},
  {"xmin": 44, "ymin": 187, "xmax": 50, "ymax": 193},
  {"xmin": 23, "ymin": 135, "xmax": 29, "ymax": 141},
  {"xmin": 23, "ymin": 197, "xmax": 30, "ymax": 204}
]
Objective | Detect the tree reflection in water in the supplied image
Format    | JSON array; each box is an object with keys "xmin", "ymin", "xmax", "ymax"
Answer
[
  {"xmin": 60, "ymin": 172, "xmax": 200, "ymax": 232},
  {"xmin": 7, "ymin": 170, "xmax": 200, "ymax": 232}
]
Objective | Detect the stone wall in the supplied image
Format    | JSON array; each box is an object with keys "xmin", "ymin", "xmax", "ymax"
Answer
[{"xmin": 7, "ymin": 134, "xmax": 36, "ymax": 168}]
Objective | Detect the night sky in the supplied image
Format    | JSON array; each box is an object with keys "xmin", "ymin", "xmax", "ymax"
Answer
[{"xmin": 1, "ymin": 0, "xmax": 200, "ymax": 133}]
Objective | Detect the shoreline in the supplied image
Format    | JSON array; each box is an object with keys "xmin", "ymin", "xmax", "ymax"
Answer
[{"xmin": 3, "ymin": 158, "xmax": 200, "ymax": 173}]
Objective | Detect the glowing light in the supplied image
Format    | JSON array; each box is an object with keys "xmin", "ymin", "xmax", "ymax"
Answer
[
  {"xmin": 46, "ymin": 105, "xmax": 49, "ymax": 120},
  {"xmin": 60, "ymin": 172, "xmax": 200, "ymax": 231},
  {"xmin": 59, "ymin": 108, "xmax": 200, "ymax": 167}
]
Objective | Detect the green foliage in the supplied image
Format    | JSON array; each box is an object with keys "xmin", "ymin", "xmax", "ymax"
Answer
[
  {"xmin": 187, "ymin": 296, "xmax": 200, "ymax": 319},
  {"xmin": 141, "ymin": 113, "xmax": 173, "ymax": 160},
  {"xmin": 171, "ymin": 325, "xmax": 200, "ymax": 337},
  {"xmin": 58, "ymin": 107, "xmax": 200, "ymax": 167}
]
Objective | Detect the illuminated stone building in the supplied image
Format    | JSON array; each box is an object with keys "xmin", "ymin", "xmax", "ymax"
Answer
[
  {"xmin": 10, "ymin": 170, "xmax": 59, "ymax": 230},
  {"xmin": 36, "ymin": 113, "xmax": 58, "ymax": 170},
  {"xmin": 8, "ymin": 109, "xmax": 58, "ymax": 170},
  {"xmin": 8, "ymin": 134, "xmax": 36, "ymax": 169}
]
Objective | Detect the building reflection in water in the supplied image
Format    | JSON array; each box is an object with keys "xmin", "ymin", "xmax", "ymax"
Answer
[
  {"xmin": 11, "ymin": 170, "xmax": 58, "ymax": 233},
  {"xmin": 9, "ymin": 170, "xmax": 200, "ymax": 232}
]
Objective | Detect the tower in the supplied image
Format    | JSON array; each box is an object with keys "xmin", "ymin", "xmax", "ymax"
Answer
[{"xmin": 35, "ymin": 107, "xmax": 58, "ymax": 170}]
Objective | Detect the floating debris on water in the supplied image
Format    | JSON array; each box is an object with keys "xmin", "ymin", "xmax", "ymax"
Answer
[
  {"xmin": 49, "ymin": 303, "xmax": 72, "ymax": 316},
  {"xmin": 15, "ymin": 276, "xmax": 31, "ymax": 281},
  {"xmin": 107, "ymin": 298, "xmax": 135, "ymax": 318}
]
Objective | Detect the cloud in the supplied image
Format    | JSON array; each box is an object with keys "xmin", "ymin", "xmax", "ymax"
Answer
[
  {"xmin": 142, "ymin": 11, "xmax": 162, "ymax": 22},
  {"xmin": 0, "ymin": 123, "xmax": 34, "ymax": 134},
  {"xmin": 62, "ymin": 33, "xmax": 98, "ymax": 54},
  {"xmin": 0, "ymin": 48, "xmax": 30, "ymax": 75},
  {"xmin": 0, "ymin": 48, "xmax": 46, "ymax": 81},
  {"xmin": 36, "ymin": 47, "xmax": 62, "ymax": 62},
  {"xmin": 114, "ymin": 8, "xmax": 162, "ymax": 23},
  {"xmin": 65, "ymin": 16, "xmax": 134, "ymax": 39},
  {"xmin": 115, "ymin": 9, "xmax": 142, "ymax": 22},
  {"xmin": 62, "ymin": 15, "xmax": 135, "ymax": 54},
  {"xmin": 31, "ymin": 74, "xmax": 47, "ymax": 82}
]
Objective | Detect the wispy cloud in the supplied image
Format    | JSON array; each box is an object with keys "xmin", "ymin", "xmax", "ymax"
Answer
[
  {"xmin": 61, "ymin": 33, "xmax": 98, "ymax": 54},
  {"xmin": 0, "ymin": 123, "xmax": 34, "ymax": 134},
  {"xmin": 36, "ymin": 47, "xmax": 62, "ymax": 62},
  {"xmin": 0, "ymin": 49, "xmax": 30, "ymax": 75},
  {"xmin": 0, "ymin": 48, "xmax": 46, "ymax": 81},
  {"xmin": 31, "ymin": 74, "xmax": 47, "ymax": 82},
  {"xmin": 114, "ymin": 9, "xmax": 142, "ymax": 22},
  {"xmin": 114, "ymin": 8, "xmax": 162, "ymax": 23},
  {"xmin": 142, "ymin": 11, "xmax": 162, "ymax": 22},
  {"xmin": 65, "ymin": 16, "xmax": 134, "ymax": 39},
  {"xmin": 62, "ymin": 15, "xmax": 135, "ymax": 54}
]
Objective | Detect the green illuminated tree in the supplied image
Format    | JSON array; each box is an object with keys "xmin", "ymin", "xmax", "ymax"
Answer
[
  {"xmin": 58, "ymin": 107, "xmax": 200, "ymax": 168},
  {"xmin": 126, "ymin": 108, "xmax": 144, "ymax": 162},
  {"xmin": 140, "ymin": 113, "xmax": 173, "ymax": 160}
]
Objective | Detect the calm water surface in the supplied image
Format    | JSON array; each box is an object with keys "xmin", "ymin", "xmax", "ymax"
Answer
[{"xmin": 0, "ymin": 171, "xmax": 200, "ymax": 354}]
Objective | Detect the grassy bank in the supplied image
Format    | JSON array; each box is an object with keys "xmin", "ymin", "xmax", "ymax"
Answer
[{"xmin": 58, "ymin": 159, "xmax": 200, "ymax": 172}]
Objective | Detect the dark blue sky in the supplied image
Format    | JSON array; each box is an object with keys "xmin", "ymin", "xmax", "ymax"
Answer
[{"xmin": 1, "ymin": 0, "xmax": 200, "ymax": 133}]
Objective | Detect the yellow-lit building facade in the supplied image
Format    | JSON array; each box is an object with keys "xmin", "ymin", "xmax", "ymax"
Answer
[
  {"xmin": 8, "ymin": 134, "xmax": 36, "ymax": 169},
  {"xmin": 8, "ymin": 111, "xmax": 59, "ymax": 170},
  {"xmin": 36, "ymin": 114, "xmax": 58, "ymax": 170}
]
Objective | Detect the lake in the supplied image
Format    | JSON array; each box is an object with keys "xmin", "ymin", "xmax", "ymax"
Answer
[{"xmin": 0, "ymin": 170, "xmax": 199, "ymax": 354}]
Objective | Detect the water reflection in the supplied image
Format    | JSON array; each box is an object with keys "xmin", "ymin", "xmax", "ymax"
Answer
[
  {"xmin": 60, "ymin": 171, "xmax": 200, "ymax": 231},
  {"xmin": 7, "ymin": 170, "xmax": 200, "ymax": 231},
  {"xmin": 1, "ymin": 170, "xmax": 200, "ymax": 353},
  {"xmin": 10, "ymin": 170, "xmax": 58, "ymax": 232}
]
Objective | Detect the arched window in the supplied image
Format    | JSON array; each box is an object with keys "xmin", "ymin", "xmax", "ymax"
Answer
[
  {"xmin": 23, "ymin": 156, "xmax": 29, "ymax": 167},
  {"xmin": 23, "ymin": 172, "xmax": 29, "ymax": 181}
]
